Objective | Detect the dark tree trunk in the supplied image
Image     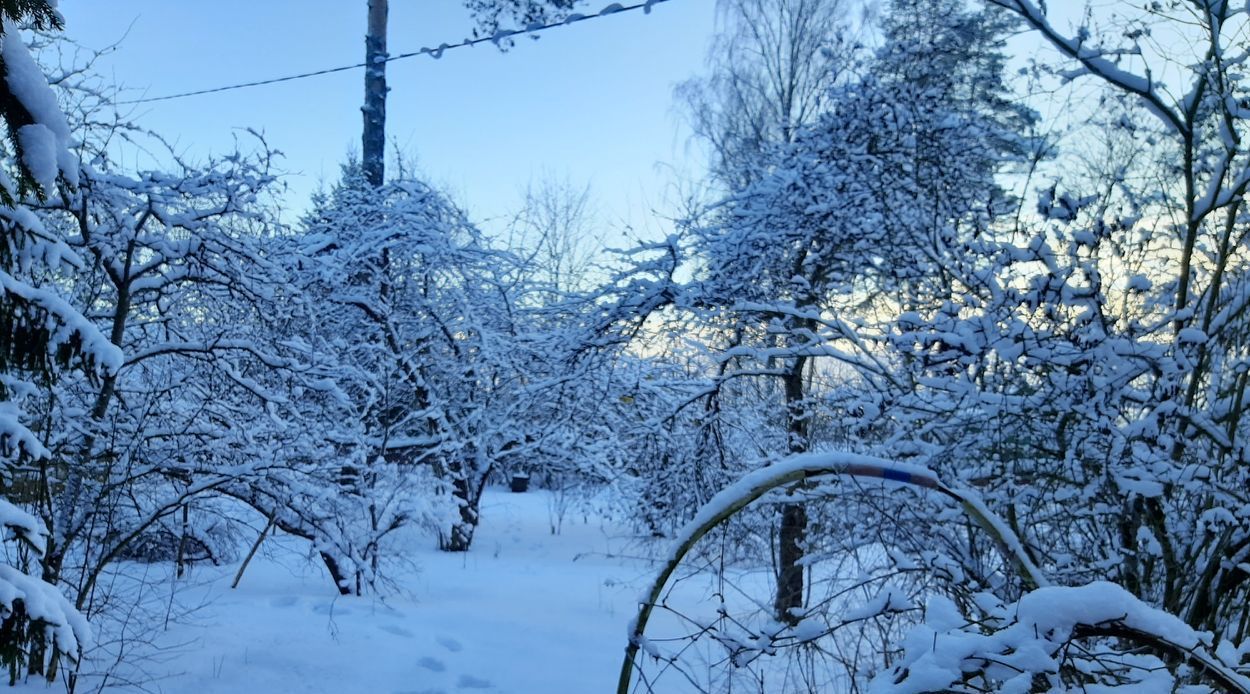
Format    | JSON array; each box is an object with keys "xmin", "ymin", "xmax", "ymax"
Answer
[
  {"xmin": 775, "ymin": 348, "xmax": 810, "ymax": 625},
  {"xmin": 320, "ymin": 551, "xmax": 354, "ymax": 596},
  {"xmin": 440, "ymin": 472, "xmax": 480, "ymax": 552},
  {"xmin": 776, "ymin": 502, "xmax": 808, "ymax": 624}
]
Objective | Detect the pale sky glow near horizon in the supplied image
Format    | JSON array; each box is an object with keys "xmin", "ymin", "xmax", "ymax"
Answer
[{"xmin": 54, "ymin": 0, "xmax": 717, "ymax": 241}]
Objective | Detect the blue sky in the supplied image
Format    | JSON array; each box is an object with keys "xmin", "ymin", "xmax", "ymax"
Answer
[{"xmin": 56, "ymin": 0, "xmax": 716, "ymax": 238}]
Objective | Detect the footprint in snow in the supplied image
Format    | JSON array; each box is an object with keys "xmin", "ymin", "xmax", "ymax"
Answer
[
  {"xmin": 418, "ymin": 656, "xmax": 446, "ymax": 672},
  {"xmin": 379, "ymin": 624, "xmax": 415, "ymax": 638},
  {"xmin": 436, "ymin": 636, "xmax": 463, "ymax": 652},
  {"xmin": 269, "ymin": 596, "xmax": 298, "ymax": 608},
  {"xmin": 312, "ymin": 602, "xmax": 350, "ymax": 616},
  {"xmin": 456, "ymin": 674, "xmax": 492, "ymax": 689}
]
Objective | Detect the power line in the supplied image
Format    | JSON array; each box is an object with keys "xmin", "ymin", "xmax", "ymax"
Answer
[{"xmin": 117, "ymin": 0, "xmax": 675, "ymax": 105}]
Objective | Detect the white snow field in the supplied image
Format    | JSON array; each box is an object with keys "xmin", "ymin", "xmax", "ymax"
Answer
[{"xmin": 38, "ymin": 488, "xmax": 668, "ymax": 694}]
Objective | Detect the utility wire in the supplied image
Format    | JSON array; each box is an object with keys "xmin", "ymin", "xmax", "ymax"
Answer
[{"xmin": 117, "ymin": 0, "xmax": 674, "ymax": 105}]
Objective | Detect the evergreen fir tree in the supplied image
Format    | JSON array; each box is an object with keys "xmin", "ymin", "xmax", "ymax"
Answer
[{"xmin": 0, "ymin": 1, "xmax": 115, "ymax": 682}]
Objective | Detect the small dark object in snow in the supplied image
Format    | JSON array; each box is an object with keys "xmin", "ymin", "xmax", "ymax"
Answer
[{"xmin": 510, "ymin": 473, "xmax": 530, "ymax": 493}]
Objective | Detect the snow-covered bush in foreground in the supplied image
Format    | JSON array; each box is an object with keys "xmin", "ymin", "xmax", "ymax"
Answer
[
  {"xmin": 619, "ymin": 453, "xmax": 1250, "ymax": 693},
  {"xmin": 878, "ymin": 582, "xmax": 1250, "ymax": 693}
]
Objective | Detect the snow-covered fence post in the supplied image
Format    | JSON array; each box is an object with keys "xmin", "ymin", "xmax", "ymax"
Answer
[{"xmin": 616, "ymin": 450, "xmax": 1049, "ymax": 694}]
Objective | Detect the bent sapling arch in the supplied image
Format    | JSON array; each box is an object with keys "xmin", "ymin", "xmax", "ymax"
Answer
[
  {"xmin": 617, "ymin": 451, "xmax": 1044, "ymax": 693},
  {"xmin": 617, "ymin": 451, "xmax": 1249, "ymax": 694}
]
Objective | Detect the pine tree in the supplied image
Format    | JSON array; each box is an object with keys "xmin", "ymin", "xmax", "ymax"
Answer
[{"xmin": 0, "ymin": 2, "xmax": 117, "ymax": 682}]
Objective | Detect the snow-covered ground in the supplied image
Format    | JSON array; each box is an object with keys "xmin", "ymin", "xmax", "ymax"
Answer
[{"xmin": 55, "ymin": 488, "xmax": 660, "ymax": 694}]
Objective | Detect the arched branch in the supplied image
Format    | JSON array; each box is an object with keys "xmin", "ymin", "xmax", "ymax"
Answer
[{"xmin": 617, "ymin": 450, "xmax": 1049, "ymax": 694}]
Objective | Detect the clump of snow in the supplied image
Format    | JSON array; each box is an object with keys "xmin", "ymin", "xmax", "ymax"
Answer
[
  {"xmin": 0, "ymin": 399, "xmax": 51, "ymax": 460},
  {"xmin": 0, "ymin": 266, "xmax": 122, "ymax": 375},
  {"xmin": 0, "ymin": 19, "xmax": 79, "ymax": 188},
  {"xmin": 0, "ymin": 564, "xmax": 90, "ymax": 656},
  {"xmin": 15, "ymin": 123, "xmax": 58, "ymax": 192},
  {"xmin": 845, "ymin": 585, "xmax": 914, "ymax": 621},
  {"xmin": 873, "ymin": 581, "xmax": 1250, "ymax": 693},
  {"xmin": 0, "ymin": 497, "xmax": 45, "ymax": 553}
]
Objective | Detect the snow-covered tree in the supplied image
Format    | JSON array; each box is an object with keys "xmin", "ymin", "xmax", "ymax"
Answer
[
  {"xmin": 2, "ymin": 36, "xmax": 368, "ymax": 682},
  {"xmin": 896, "ymin": 0, "xmax": 1250, "ymax": 671},
  {"xmin": 671, "ymin": 0, "xmax": 863, "ymax": 627},
  {"xmin": 677, "ymin": 0, "xmax": 1027, "ymax": 630},
  {"xmin": 0, "ymin": 7, "xmax": 115, "ymax": 682},
  {"xmin": 292, "ymin": 164, "xmax": 555, "ymax": 565},
  {"xmin": 622, "ymin": 0, "xmax": 1250, "ymax": 689}
]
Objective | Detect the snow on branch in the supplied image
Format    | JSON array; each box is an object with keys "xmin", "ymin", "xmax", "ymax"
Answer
[
  {"xmin": 988, "ymin": 0, "xmax": 1185, "ymax": 134},
  {"xmin": 0, "ymin": 268, "xmax": 122, "ymax": 377},
  {"xmin": 0, "ymin": 18, "xmax": 78, "ymax": 193},
  {"xmin": 0, "ymin": 565, "xmax": 90, "ymax": 661},
  {"xmin": 874, "ymin": 582, "xmax": 1250, "ymax": 693}
]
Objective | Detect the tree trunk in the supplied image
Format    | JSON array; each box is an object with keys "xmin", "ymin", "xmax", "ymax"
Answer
[
  {"xmin": 440, "ymin": 471, "xmax": 480, "ymax": 552},
  {"xmin": 775, "ymin": 501, "xmax": 808, "ymax": 624},
  {"xmin": 319, "ymin": 551, "xmax": 354, "ymax": 596},
  {"xmin": 775, "ymin": 351, "xmax": 810, "ymax": 625}
]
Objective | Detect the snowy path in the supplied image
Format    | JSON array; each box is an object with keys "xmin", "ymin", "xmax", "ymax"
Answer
[{"xmin": 63, "ymin": 489, "xmax": 653, "ymax": 693}]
